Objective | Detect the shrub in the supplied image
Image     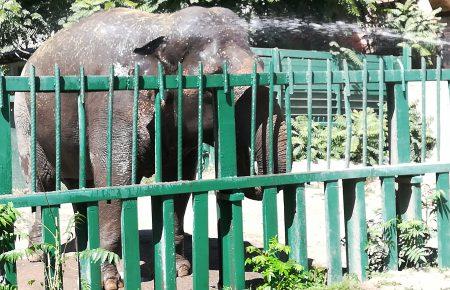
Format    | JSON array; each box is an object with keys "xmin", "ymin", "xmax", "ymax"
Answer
[
  {"xmin": 292, "ymin": 103, "xmax": 435, "ymax": 165},
  {"xmin": 245, "ymin": 237, "xmax": 326, "ymax": 289}
]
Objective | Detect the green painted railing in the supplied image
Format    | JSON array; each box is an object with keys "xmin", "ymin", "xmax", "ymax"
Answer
[{"xmin": 0, "ymin": 52, "xmax": 450, "ymax": 289}]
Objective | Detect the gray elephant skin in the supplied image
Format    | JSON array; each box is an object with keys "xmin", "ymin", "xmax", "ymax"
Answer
[{"xmin": 14, "ymin": 6, "xmax": 287, "ymax": 290}]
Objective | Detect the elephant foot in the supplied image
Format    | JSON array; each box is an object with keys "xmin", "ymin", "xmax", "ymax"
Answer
[
  {"xmin": 176, "ymin": 254, "xmax": 191, "ymax": 277},
  {"xmin": 102, "ymin": 263, "xmax": 124, "ymax": 290},
  {"xmin": 103, "ymin": 278, "xmax": 124, "ymax": 290}
]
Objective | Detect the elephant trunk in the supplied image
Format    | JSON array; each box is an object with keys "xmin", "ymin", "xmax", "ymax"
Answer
[{"xmin": 235, "ymin": 86, "xmax": 288, "ymax": 200}]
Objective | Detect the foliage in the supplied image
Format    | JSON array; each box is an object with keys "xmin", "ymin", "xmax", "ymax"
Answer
[
  {"xmin": 292, "ymin": 102, "xmax": 435, "ymax": 165},
  {"xmin": 366, "ymin": 218, "xmax": 435, "ymax": 273},
  {"xmin": 292, "ymin": 107, "xmax": 388, "ymax": 165},
  {"xmin": 0, "ymin": 209, "xmax": 119, "ymax": 289},
  {"xmin": 245, "ymin": 237, "xmax": 326, "ymax": 289},
  {"xmin": 383, "ymin": 0, "xmax": 446, "ymax": 58},
  {"xmin": 409, "ymin": 102, "xmax": 436, "ymax": 162},
  {"xmin": 0, "ymin": 203, "xmax": 19, "ymax": 287},
  {"xmin": 329, "ymin": 41, "xmax": 363, "ymax": 68}
]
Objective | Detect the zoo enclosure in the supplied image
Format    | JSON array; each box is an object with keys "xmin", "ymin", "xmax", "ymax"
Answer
[{"xmin": 0, "ymin": 49, "xmax": 449, "ymax": 290}]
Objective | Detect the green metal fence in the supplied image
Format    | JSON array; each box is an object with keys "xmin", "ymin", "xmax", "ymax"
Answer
[{"xmin": 0, "ymin": 50, "xmax": 450, "ymax": 289}]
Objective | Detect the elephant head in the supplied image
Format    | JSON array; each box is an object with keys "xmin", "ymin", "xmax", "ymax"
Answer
[{"xmin": 133, "ymin": 6, "xmax": 288, "ymax": 200}]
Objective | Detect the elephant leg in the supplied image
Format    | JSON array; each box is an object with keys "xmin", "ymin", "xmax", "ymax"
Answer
[
  {"xmin": 28, "ymin": 144, "xmax": 57, "ymax": 261},
  {"xmin": 88, "ymin": 120, "xmax": 132, "ymax": 290},
  {"xmin": 235, "ymin": 87, "xmax": 288, "ymax": 200}
]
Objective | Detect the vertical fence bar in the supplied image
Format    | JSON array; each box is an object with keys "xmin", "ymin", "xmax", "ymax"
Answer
[
  {"xmin": 120, "ymin": 64, "xmax": 141, "ymax": 289},
  {"xmin": 41, "ymin": 206, "xmax": 61, "ymax": 289},
  {"xmin": 77, "ymin": 67, "xmax": 101, "ymax": 290},
  {"xmin": 193, "ymin": 62, "xmax": 209, "ymax": 290},
  {"xmin": 106, "ymin": 65, "xmax": 114, "ymax": 187},
  {"xmin": 306, "ymin": 60, "xmax": 313, "ymax": 171},
  {"xmin": 216, "ymin": 84, "xmax": 245, "ymax": 289},
  {"xmin": 409, "ymin": 176, "xmax": 422, "ymax": 220},
  {"xmin": 362, "ymin": 59, "xmax": 368, "ymax": 166},
  {"xmin": 343, "ymin": 60, "xmax": 352, "ymax": 168},
  {"xmin": 342, "ymin": 179, "xmax": 367, "ymax": 281},
  {"xmin": 421, "ymin": 57, "xmax": 427, "ymax": 162},
  {"xmin": 54, "ymin": 65, "xmax": 61, "ymax": 191},
  {"xmin": 283, "ymin": 184, "xmax": 308, "ymax": 268},
  {"xmin": 250, "ymin": 61, "xmax": 258, "ymax": 175},
  {"xmin": 436, "ymin": 172, "xmax": 450, "ymax": 267},
  {"xmin": 283, "ymin": 58, "xmax": 308, "ymax": 268},
  {"xmin": 326, "ymin": 59, "xmax": 332, "ymax": 169},
  {"xmin": 0, "ymin": 71, "xmax": 16, "ymax": 286},
  {"xmin": 272, "ymin": 48, "xmax": 283, "ymax": 106},
  {"xmin": 378, "ymin": 58, "xmax": 384, "ymax": 165},
  {"xmin": 29, "ymin": 66, "xmax": 37, "ymax": 193},
  {"xmin": 152, "ymin": 63, "xmax": 176, "ymax": 290},
  {"xmin": 268, "ymin": 60, "xmax": 275, "ymax": 174},
  {"xmin": 324, "ymin": 180, "xmax": 342, "ymax": 284},
  {"xmin": 436, "ymin": 56, "xmax": 442, "ymax": 161},
  {"xmin": 381, "ymin": 176, "xmax": 398, "ymax": 270},
  {"xmin": 262, "ymin": 60, "xmax": 278, "ymax": 249},
  {"xmin": 177, "ymin": 63, "xmax": 183, "ymax": 181}
]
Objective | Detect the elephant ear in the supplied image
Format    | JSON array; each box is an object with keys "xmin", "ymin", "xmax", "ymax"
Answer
[{"xmin": 133, "ymin": 36, "xmax": 165, "ymax": 55}]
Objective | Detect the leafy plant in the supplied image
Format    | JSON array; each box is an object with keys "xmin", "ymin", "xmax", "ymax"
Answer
[
  {"xmin": 292, "ymin": 103, "xmax": 435, "ymax": 166},
  {"xmin": 366, "ymin": 218, "xmax": 435, "ymax": 273},
  {"xmin": 0, "ymin": 209, "xmax": 119, "ymax": 289},
  {"xmin": 383, "ymin": 0, "xmax": 446, "ymax": 59},
  {"xmin": 0, "ymin": 203, "xmax": 19, "ymax": 287},
  {"xmin": 245, "ymin": 237, "xmax": 326, "ymax": 289}
]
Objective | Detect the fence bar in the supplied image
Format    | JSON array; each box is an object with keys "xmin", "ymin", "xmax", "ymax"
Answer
[
  {"xmin": 77, "ymin": 67, "xmax": 101, "ymax": 290},
  {"xmin": 409, "ymin": 176, "xmax": 422, "ymax": 220},
  {"xmin": 420, "ymin": 58, "xmax": 426, "ymax": 162},
  {"xmin": 152, "ymin": 63, "xmax": 176, "ymax": 290},
  {"xmin": 120, "ymin": 63, "xmax": 142, "ymax": 289},
  {"xmin": 436, "ymin": 56, "xmax": 441, "ymax": 161},
  {"xmin": 177, "ymin": 63, "xmax": 183, "ymax": 180},
  {"xmin": 268, "ymin": 60, "xmax": 275, "ymax": 174},
  {"xmin": 263, "ymin": 60, "xmax": 279, "ymax": 248},
  {"xmin": 42, "ymin": 206, "xmax": 61, "ymax": 288},
  {"xmin": 378, "ymin": 58, "xmax": 384, "ymax": 165},
  {"xmin": 250, "ymin": 61, "xmax": 258, "ymax": 175},
  {"xmin": 436, "ymin": 172, "xmax": 450, "ymax": 267},
  {"xmin": 86, "ymin": 203, "xmax": 101, "ymax": 289},
  {"xmin": 192, "ymin": 62, "xmax": 209, "ymax": 289},
  {"xmin": 262, "ymin": 186, "xmax": 278, "ymax": 249},
  {"xmin": 29, "ymin": 65, "xmax": 37, "ymax": 192},
  {"xmin": 306, "ymin": 60, "xmax": 313, "ymax": 171},
  {"xmin": 343, "ymin": 60, "xmax": 351, "ymax": 168},
  {"xmin": 283, "ymin": 184, "xmax": 308, "ymax": 268},
  {"xmin": 54, "ymin": 64, "xmax": 61, "ymax": 191},
  {"xmin": 106, "ymin": 65, "xmax": 114, "ymax": 187},
  {"xmin": 381, "ymin": 176, "xmax": 398, "ymax": 270},
  {"xmin": 215, "ymin": 88, "xmax": 245, "ymax": 289},
  {"xmin": 324, "ymin": 180, "xmax": 342, "ymax": 284},
  {"xmin": 121, "ymin": 198, "xmax": 141, "ymax": 289},
  {"xmin": 326, "ymin": 59, "xmax": 332, "ymax": 169},
  {"xmin": 342, "ymin": 178, "xmax": 367, "ymax": 281},
  {"xmin": 197, "ymin": 62, "xmax": 204, "ymax": 179},
  {"xmin": 285, "ymin": 58, "xmax": 293, "ymax": 173},
  {"xmin": 192, "ymin": 192, "xmax": 209, "ymax": 289},
  {"xmin": 0, "ymin": 71, "xmax": 15, "ymax": 285},
  {"xmin": 131, "ymin": 64, "xmax": 140, "ymax": 184},
  {"xmin": 362, "ymin": 59, "xmax": 368, "ymax": 166}
]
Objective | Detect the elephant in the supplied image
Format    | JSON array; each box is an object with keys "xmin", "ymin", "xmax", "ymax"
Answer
[{"xmin": 14, "ymin": 6, "xmax": 287, "ymax": 289}]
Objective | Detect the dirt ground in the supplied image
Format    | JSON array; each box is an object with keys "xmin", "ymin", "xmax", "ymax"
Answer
[{"xmin": 12, "ymin": 161, "xmax": 450, "ymax": 289}]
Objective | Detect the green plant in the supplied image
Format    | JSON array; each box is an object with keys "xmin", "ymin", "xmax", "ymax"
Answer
[
  {"xmin": 384, "ymin": 0, "xmax": 446, "ymax": 59},
  {"xmin": 245, "ymin": 237, "xmax": 326, "ymax": 289},
  {"xmin": 366, "ymin": 217, "xmax": 435, "ymax": 273},
  {"xmin": 292, "ymin": 103, "xmax": 435, "ymax": 166},
  {"xmin": 0, "ymin": 203, "xmax": 19, "ymax": 287},
  {"xmin": 0, "ymin": 210, "xmax": 119, "ymax": 289}
]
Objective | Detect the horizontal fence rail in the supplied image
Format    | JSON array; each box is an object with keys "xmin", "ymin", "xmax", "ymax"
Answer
[{"xmin": 0, "ymin": 52, "xmax": 449, "ymax": 290}]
